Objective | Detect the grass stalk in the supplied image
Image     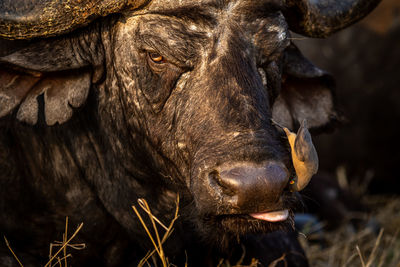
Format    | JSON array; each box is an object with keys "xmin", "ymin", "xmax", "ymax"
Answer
[
  {"xmin": 44, "ymin": 222, "xmax": 84, "ymax": 267},
  {"xmin": 365, "ymin": 228, "xmax": 384, "ymax": 267},
  {"xmin": 3, "ymin": 236, "xmax": 24, "ymax": 267},
  {"xmin": 133, "ymin": 195, "xmax": 180, "ymax": 267}
]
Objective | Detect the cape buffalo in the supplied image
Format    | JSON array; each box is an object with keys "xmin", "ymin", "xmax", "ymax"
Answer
[{"xmin": 0, "ymin": 0, "xmax": 380, "ymax": 266}]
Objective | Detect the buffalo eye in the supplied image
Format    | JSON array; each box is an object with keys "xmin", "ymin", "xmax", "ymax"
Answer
[
  {"xmin": 146, "ymin": 51, "xmax": 168, "ymax": 73},
  {"xmin": 141, "ymin": 50, "xmax": 183, "ymax": 112},
  {"xmin": 148, "ymin": 52, "xmax": 165, "ymax": 64}
]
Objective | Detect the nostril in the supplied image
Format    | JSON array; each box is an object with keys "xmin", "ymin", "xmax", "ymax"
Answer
[
  {"xmin": 209, "ymin": 170, "xmax": 236, "ymax": 196},
  {"xmin": 206, "ymin": 162, "xmax": 290, "ymax": 213}
]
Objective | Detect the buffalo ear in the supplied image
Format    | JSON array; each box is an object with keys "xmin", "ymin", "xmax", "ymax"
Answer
[
  {"xmin": 0, "ymin": 37, "xmax": 97, "ymax": 125},
  {"xmin": 272, "ymin": 44, "xmax": 339, "ymax": 132}
]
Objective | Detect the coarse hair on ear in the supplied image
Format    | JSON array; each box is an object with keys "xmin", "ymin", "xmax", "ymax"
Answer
[
  {"xmin": 0, "ymin": 34, "xmax": 104, "ymax": 126},
  {"xmin": 272, "ymin": 43, "xmax": 341, "ymax": 132}
]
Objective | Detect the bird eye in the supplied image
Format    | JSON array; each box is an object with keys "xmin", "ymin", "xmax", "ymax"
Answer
[{"xmin": 148, "ymin": 52, "xmax": 165, "ymax": 64}]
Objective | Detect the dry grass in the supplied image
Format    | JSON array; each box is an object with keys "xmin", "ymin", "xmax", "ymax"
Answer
[
  {"xmin": 4, "ymin": 191, "xmax": 400, "ymax": 267},
  {"xmin": 132, "ymin": 195, "xmax": 180, "ymax": 267},
  {"xmin": 3, "ymin": 236, "xmax": 23, "ymax": 267},
  {"xmin": 301, "ymin": 195, "xmax": 400, "ymax": 267},
  {"xmin": 4, "ymin": 217, "xmax": 85, "ymax": 267},
  {"xmin": 132, "ymin": 196, "xmax": 260, "ymax": 267}
]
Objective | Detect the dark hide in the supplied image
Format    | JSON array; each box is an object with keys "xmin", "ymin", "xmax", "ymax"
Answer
[{"xmin": 0, "ymin": 1, "xmax": 340, "ymax": 266}]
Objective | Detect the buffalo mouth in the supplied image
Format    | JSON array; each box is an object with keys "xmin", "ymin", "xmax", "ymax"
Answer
[
  {"xmin": 196, "ymin": 193, "xmax": 298, "ymax": 244},
  {"xmin": 198, "ymin": 210, "xmax": 295, "ymax": 247}
]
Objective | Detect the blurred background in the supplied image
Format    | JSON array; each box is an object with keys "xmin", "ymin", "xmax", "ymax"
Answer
[
  {"xmin": 292, "ymin": 0, "xmax": 400, "ymax": 265},
  {"xmin": 298, "ymin": 0, "xmax": 400, "ymax": 195}
]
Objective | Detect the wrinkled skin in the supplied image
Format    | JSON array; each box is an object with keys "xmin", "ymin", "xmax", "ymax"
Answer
[
  {"xmin": 112, "ymin": 2, "xmax": 294, "ymax": 231},
  {"xmin": 0, "ymin": 1, "xmax": 346, "ymax": 266}
]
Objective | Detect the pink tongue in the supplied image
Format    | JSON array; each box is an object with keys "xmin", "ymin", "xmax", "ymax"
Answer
[{"xmin": 250, "ymin": 209, "xmax": 289, "ymax": 222}]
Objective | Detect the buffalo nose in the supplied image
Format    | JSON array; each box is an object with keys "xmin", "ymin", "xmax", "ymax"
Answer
[{"xmin": 209, "ymin": 162, "xmax": 290, "ymax": 212}]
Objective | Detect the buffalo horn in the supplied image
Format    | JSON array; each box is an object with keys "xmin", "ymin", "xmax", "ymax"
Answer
[
  {"xmin": 0, "ymin": 0, "xmax": 150, "ymax": 40},
  {"xmin": 284, "ymin": 0, "xmax": 382, "ymax": 38}
]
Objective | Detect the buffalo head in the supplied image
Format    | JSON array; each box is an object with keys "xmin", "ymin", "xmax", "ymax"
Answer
[{"xmin": 0, "ymin": 0, "xmax": 379, "ymax": 252}]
